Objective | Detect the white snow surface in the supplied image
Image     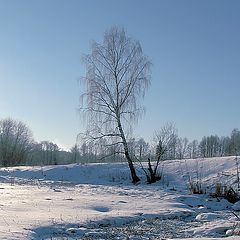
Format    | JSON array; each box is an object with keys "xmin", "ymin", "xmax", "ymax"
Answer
[{"xmin": 0, "ymin": 156, "xmax": 240, "ymax": 239}]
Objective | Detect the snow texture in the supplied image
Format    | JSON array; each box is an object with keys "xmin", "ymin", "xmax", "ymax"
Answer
[{"xmin": 0, "ymin": 156, "xmax": 240, "ymax": 239}]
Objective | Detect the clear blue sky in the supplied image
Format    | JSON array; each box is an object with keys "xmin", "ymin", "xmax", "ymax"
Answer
[{"xmin": 0, "ymin": 0, "xmax": 239, "ymax": 149}]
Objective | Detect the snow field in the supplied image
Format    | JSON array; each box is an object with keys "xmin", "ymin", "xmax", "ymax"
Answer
[{"xmin": 0, "ymin": 156, "xmax": 240, "ymax": 239}]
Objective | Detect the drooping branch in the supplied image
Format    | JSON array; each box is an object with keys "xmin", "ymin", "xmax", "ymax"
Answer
[{"xmin": 79, "ymin": 27, "xmax": 151, "ymax": 183}]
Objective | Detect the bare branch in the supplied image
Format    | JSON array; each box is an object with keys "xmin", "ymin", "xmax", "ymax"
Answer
[{"xmin": 79, "ymin": 27, "xmax": 151, "ymax": 183}]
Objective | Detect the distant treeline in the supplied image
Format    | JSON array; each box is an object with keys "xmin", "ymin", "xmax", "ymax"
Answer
[
  {"xmin": 73, "ymin": 127, "xmax": 240, "ymax": 163},
  {"xmin": 0, "ymin": 118, "xmax": 70, "ymax": 167},
  {"xmin": 0, "ymin": 118, "xmax": 240, "ymax": 167}
]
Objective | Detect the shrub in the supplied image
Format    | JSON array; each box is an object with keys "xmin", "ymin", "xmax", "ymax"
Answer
[{"xmin": 210, "ymin": 183, "xmax": 239, "ymax": 203}]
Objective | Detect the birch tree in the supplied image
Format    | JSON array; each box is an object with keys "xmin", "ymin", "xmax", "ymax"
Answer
[{"xmin": 80, "ymin": 27, "xmax": 151, "ymax": 183}]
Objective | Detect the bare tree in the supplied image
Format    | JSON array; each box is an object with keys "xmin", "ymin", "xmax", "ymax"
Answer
[
  {"xmin": 70, "ymin": 144, "xmax": 80, "ymax": 163},
  {"xmin": 199, "ymin": 135, "xmax": 220, "ymax": 158},
  {"xmin": 135, "ymin": 138, "xmax": 150, "ymax": 161},
  {"xmin": 0, "ymin": 118, "xmax": 33, "ymax": 166},
  {"xmin": 137, "ymin": 123, "xmax": 177, "ymax": 183},
  {"xmin": 187, "ymin": 139, "xmax": 199, "ymax": 159},
  {"xmin": 230, "ymin": 128, "xmax": 240, "ymax": 156},
  {"xmin": 176, "ymin": 137, "xmax": 188, "ymax": 159},
  {"xmin": 39, "ymin": 141, "xmax": 59, "ymax": 165},
  {"xmin": 148, "ymin": 123, "xmax": 177, "ymax": 181},
  {"xmin": 80, "ymin": 27, "xmax": 151, "ymax": 183}
]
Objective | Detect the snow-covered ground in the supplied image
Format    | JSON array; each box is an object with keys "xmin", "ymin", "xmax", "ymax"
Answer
[{"xmin": 0, "ymin": 156, "xmax": 240, "ymax": 239}]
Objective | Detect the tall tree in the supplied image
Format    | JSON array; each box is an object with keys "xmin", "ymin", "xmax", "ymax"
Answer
[
  {"xmin": 0, "ymin": 118, "xmax": 33, "ymax": 166},
  {"xmin": 80, "ymin": 27, "xmax": 151, "ymax": 183},
  {"xmin": 70, "ymin": 144, "xmax": 80, "ymax": 163},
  {"xmin": 176, "ymin": 137, "xmax": 188, "ymax": 159},
  {"xmin": 199, "ymin": 135, "xmax": 220, "ymax": 158},
  {"xmin": 187, "ymin": 139, "xmax": 199, "ymax": 159},
  {"xmin": 39, "ymin": 141, "xmax": 59, "ymax": 165},
  {"xmin": 230, "ymin": 128, "xmax": 240, "ymax": 155}
]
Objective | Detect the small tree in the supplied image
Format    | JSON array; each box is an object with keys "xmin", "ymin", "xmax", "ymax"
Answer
[
  {"xmin": 137, "ymin": 123, "xmax": 177, "ymax": 183},
  {"xmin": 80, "ymin": 27, "xmax": 151, "ymax": 183}
]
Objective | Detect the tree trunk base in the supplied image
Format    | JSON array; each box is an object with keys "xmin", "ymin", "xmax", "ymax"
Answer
[{"xmin": 132, "ymin": 175, "xmax": 140, "ymax": 184}]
